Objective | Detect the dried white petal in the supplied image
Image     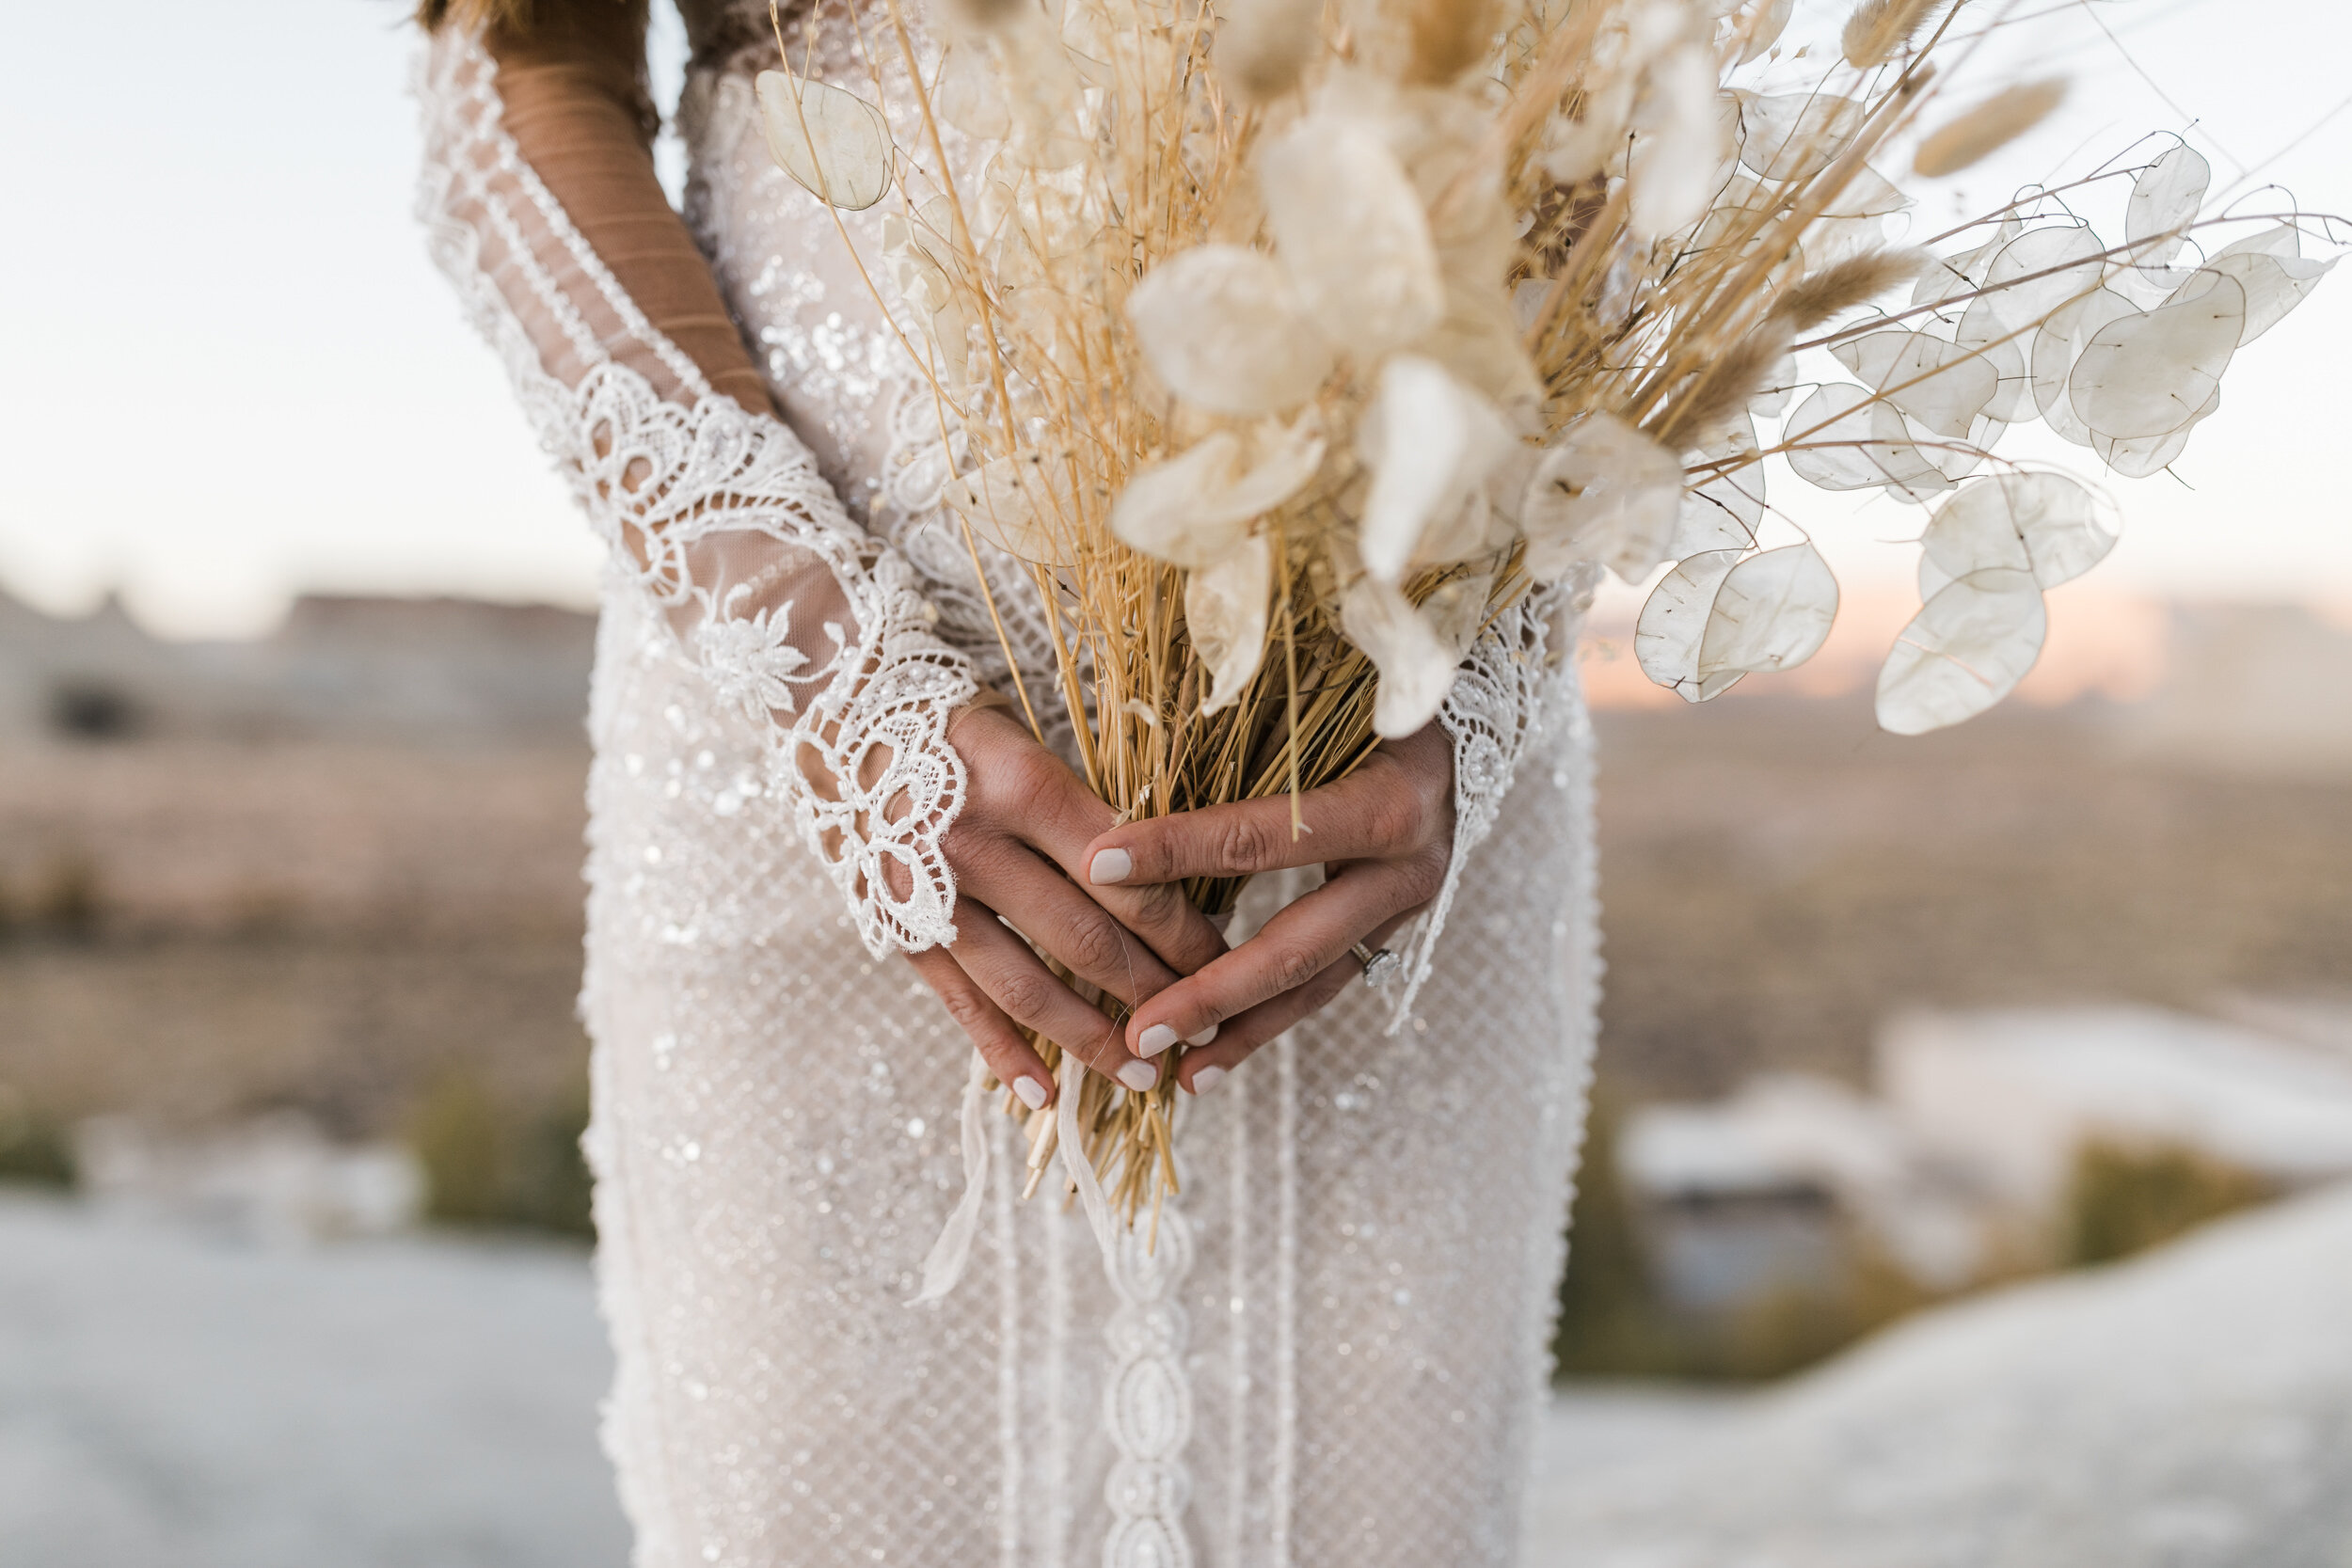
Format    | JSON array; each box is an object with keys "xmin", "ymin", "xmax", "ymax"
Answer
[
  {"xmin": 1520, "ymin": 412, "xmax": 1686, "ymax": 581},
  {"xmin": 1876, "ymin": 568, "xmax": 2048, "ymax": 735},
  {"xmin": 1359, "ymin": 358, "xmax": 1516, "ymax": 582},
  {"xmin": 1738, "ymin": 0, "xmax": 1800, "ymax": 63},
  {"xmin": 1629, "ymin": 45, "xmax": 1724, "ymax": 241},
  {"xmin": 1112, "ymin": 436, "xmax": 1247, "ymax": 567},
  {"xmin": 1783, "ymin": 384, "xmax": 1949, "ymax": 500},
  {"xmin": 2125, "ymin": 145, "xmax": 2210, "ymax": 276},
  {"xmin": 1830, "ymin": 329, "xmax": 1999, "ymax": 438},
  {"xmin": 1950, "ymin": 311, "xmax": 2034, "ymax": 422},
  {"xmin": 1188, "ymin": 534, "xmax": 1274, "ymax": 714},
  {"xmin": 1675, "ymin": 430, "xmax": 1766, "ymax": 556},
  {"xmin": 1420, "ymin": 572, "xmax": 1496, "ymax": 659},
  {"xmin": 2216, "ymin": 224, "xmax": 2302, "ymax": 261},
  {"xmin": 2031, "ymin": 287, "xmax": 2138, "ymax": 446},
  {"xmin": 1737, "ymin": 91, "xmax": 1865, "ymax": 182},
  {"xmin": 2069, "ymin": 271, "xmax": 2244, "ymax": 439},
  {"xmin": 1636, "ymin": 549, "xmax": 1746, "ymax": 703},
  {"xmin": 1672, "ymin": 482, "xmax": 1761, "ymax": 556},
  {"xmin": 1112, "ymin": 418, "xmax": 1327, "ymax": 568},
  {"xmin": 1912, "ymin": 218, "xmax": 2022, "ymax": 308},
  {"xmin": 878, "ymin": 213, "xmax": 968, "ymax": 365},
  {"xmin": 1126, "ymin": 245, "xmax": 1336, "ymax": 415},
  {"xmin": 1261, "ymin": 116, "xmax": 1446, "ymax": 357},
  {"xmin": 1916, "ymin": 409, "xmax": 2002, "ymax": 482},
  {"xmin": 995, "ymin": 21, "xmax": 1090, "ymax": 170},
  {"xmin": 1918, "ymin": 550, "xmax": 1953, "ymax": 601},
  {"xmin": 755, "ymin": 71, "xmax": 894, "ymax": 212},
  {"xmin": 1968, "ymin": 226, "xmax": 2106, "ymax": 339},
  {"xmin": 933, "ymin": 45, "xmax": 1010, "ymax": 141},
  {"xmin": 944, "ymin": 450, "xmax": 1079, "ymax": 565},
  {"xmin": 1340, "ymin": 577, "xmax": 1459, "ymax": 738},
  {"xmin": 2093, "ymin": 388, "xmax": 2214, "ymax": 478},
  {"xmin": 1223, "ymin": 414, "xmax": 1331, "ymax": 519},
  {"xmin": 1920, "ymin": 472, "xmax": 2114, "ymax": 590},
  {"xmin": 1697, "ymin": 543, "xmax": 1839, "ymax": 679},
  {"xmin": 1826, "ymin": 165, "xmax": 1908, "ymax": 218},
  {"xmin": 2185, "ymin": 250, "xmax": 2336, "ymax": 344},
  {"xmin": 1543, "ymin": 79, "xmax": 1635, "ymax": 186}
]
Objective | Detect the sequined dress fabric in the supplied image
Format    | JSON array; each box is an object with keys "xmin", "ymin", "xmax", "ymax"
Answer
[{"xmin": 418, "ymin": 6, "xmax": 1602, "ymax": 1563}]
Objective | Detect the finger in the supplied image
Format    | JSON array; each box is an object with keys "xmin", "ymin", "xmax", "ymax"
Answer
[
  {"xmin": 950, "ymin": 908, "xmax": 1164, "ymax": 1094},
  {"xmin": 1120, "ymin": 855, "xmax": 1436, "ymax": 1053},
  {"xmin": 1060, "ymin": 855, "xmax": 1230, "ymax": 979},
  {"xmin": 1177, "ymin": 962, "xmax": 1357, "ymax": 1093},
  {"xmin": 1175, "ymin": 907, "xmax": 1416, "ymax": 1093},
  {"xmin": 960, "ymin": 842, "xmax": 1184, "ymax": 1009},
  {"xmin": 953, "ymin": 702, "xmax": 1228, "ymax": 976},
  {"xmin": 906, "ymin": 947, "xmax": 1057, "ymax": 1110},
  {"xmin": 1081, "ymin": 751, "xmax": 1434, "ymax": 890},
  {"xmin": 1006, "ymin": 752, "xmax": 1231, "ymax": 977}
]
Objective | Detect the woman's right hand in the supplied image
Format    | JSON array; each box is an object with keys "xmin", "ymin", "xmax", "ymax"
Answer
[{"xmin": 903, "ymin": 704, "xmax": 1229, "ymax": 1110}]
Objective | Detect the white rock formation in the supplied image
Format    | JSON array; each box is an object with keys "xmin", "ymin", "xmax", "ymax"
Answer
[{"xmin": 1526, "ymin": 1181, "xmax": 2352, "ymax": 1566}]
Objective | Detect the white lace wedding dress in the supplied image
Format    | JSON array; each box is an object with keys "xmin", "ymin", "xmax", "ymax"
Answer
[{"xmin": 418, "ymin": 8, "xmax": 1600, "ymax": 1564}]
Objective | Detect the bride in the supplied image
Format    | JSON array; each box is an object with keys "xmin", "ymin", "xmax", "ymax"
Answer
[{"xmin": 413, "ymin": 2, "xmax": 1598, "ymax": 1562}]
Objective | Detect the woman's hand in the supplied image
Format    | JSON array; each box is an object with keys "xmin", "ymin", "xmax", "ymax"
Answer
[
  {"xmin": 1078, "ymin": 723, "xmax": 1455, "ymax": 1093},
  {"xmin": 903, "ymin": 704, "xmax": 1230, "ymax": 1110}
]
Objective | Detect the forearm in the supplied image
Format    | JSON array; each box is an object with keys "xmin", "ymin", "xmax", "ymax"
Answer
[
  {"xmin": 477, "ymin": 6, "xmax": 774, "ymax": 414},
  {"xmin": 417, "ymin": 20, "xmax": 978, "ymax": 957}
]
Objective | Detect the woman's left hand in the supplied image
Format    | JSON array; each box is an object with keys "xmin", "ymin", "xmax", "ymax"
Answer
[{"xmin": 1077, "ymin": 722, "xmax": 1455, "ymax": 1092}]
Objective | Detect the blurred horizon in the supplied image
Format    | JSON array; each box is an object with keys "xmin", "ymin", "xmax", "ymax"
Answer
[{"xmin": 3, "ymin": 0, "xmax": 2350, "ymax": 643}]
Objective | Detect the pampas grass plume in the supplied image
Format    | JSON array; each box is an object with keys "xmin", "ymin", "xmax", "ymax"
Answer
[
  {"xmin": 1841, "ymin": 0, "xmax": 1943, "ymax": 69},
  {"xmin": 1657, "ymin": 323, "xmax": 1794, "ymax": 450},
  {"xmin": 939, "ymin": 0, "xmax": 1032, "ymax": 30},
  {"xmin": 1769, "ymin": 248, "xmax": 1929, "ymax": 331},
  {"xmin": 1405, "ymin": 0, "xmax": 1500, "ymax": 86},
  {"xmin": 1914, "ymin": 79, "xmax": 2067, "ymax": 177}
]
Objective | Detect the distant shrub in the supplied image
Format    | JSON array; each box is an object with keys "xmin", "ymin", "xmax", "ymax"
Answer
[
  {"xmin": 1552, "ymin": 1094, "xmax": 1931, "ymax": 1383},
  {"xmin": 2065, "ymin": 1138, "xmax": 2273, "ymax": 1267},
  {"xmin": 408, "ymin": 1074, "xmax": 506, "ymax": 1225},
  {"xmin": 505, "ymin": 1091, "xmax": 594, "ymax": 1238},
  {"xmin": 0, "ymin": 1085, "xmax": 76, "ymax": 1188},
  {"xmin": 406, "ymin": 1072, "xmax": 592, "ymax": 1239}
]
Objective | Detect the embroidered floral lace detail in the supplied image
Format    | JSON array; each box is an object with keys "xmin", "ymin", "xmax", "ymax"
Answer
[
  {"xmin": 1388, "ymin": 570, "xmax": 1597, "ymax": 1030},
  {"xmin": 416, "ymin": 30, "xmax": 976, "ymax": 956}
]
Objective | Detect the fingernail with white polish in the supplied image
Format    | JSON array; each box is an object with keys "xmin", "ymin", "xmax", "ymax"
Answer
[
  {"xmin": 1013, "ymin": 1078, "xmax": 1050, "ymax": 1111},
  {"xmin": 1136, "ymin": 1023, "xmax": 1180, "ymax": 1057},
  {"xmin": 1185, "ymin": 1022, "xmax": 1219, "ymax": 1047},
  {"xmin": 1089, "ymin": 848, "xmax": 1133, "ymax": 886},
  {"xmin": 1117, "ymin": 1059, "xmax": 1159, "ymax": 1092},
  {"xmin": 1189, "ymin": 1065, "xmax": 1227, "ymax": 1096}
]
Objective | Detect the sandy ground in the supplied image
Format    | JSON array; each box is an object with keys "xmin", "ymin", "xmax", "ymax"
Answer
[{"xmin": 5, "ymin": 1185, "xmax": 2348, "ymax": 1568}]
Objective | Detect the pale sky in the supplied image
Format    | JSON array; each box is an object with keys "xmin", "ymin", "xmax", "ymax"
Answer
[{"xmin": 2, "ymin": 0, "xmax": 2346, "ymax": 640}]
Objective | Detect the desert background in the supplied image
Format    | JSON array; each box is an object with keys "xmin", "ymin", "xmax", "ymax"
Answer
[{"xmin": 8, "ymin": 0, "xmax": 2352, "ymax": 1560}]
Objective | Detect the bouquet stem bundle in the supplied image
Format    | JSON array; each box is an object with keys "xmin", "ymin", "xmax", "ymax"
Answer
[{"xmin": 757, "ymin": 0, "xmax": 2338, "ymax": 1229}]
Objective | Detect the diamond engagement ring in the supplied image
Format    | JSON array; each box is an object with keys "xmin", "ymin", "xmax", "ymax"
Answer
[{"xmin": 1351, "ymin": 942, "xmax": 1402, "ymax": 988}]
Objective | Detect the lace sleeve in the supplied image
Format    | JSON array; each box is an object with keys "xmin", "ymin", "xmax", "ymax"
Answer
[
  {"xmin": 1383, "ymin": 567, "xmax": 1597, "ymax": 1030},
  {"xmin": 415, "ymin": 26, "xmax": 976, "ymax": 956}
]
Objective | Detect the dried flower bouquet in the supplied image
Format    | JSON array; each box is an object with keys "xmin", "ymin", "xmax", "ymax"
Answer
[{"xmin": 756, "ymin": 0, "xmax": 2337, "ymax": 1227}]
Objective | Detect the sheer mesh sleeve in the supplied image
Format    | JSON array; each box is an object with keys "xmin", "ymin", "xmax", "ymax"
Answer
[
  {"xmin": 416, "ymin": 22, "xmax": 977, "ymax": 956},
  {"xmin": 1386, "ymin": 571, "xmax": 1594, "ymax": 1030}
]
